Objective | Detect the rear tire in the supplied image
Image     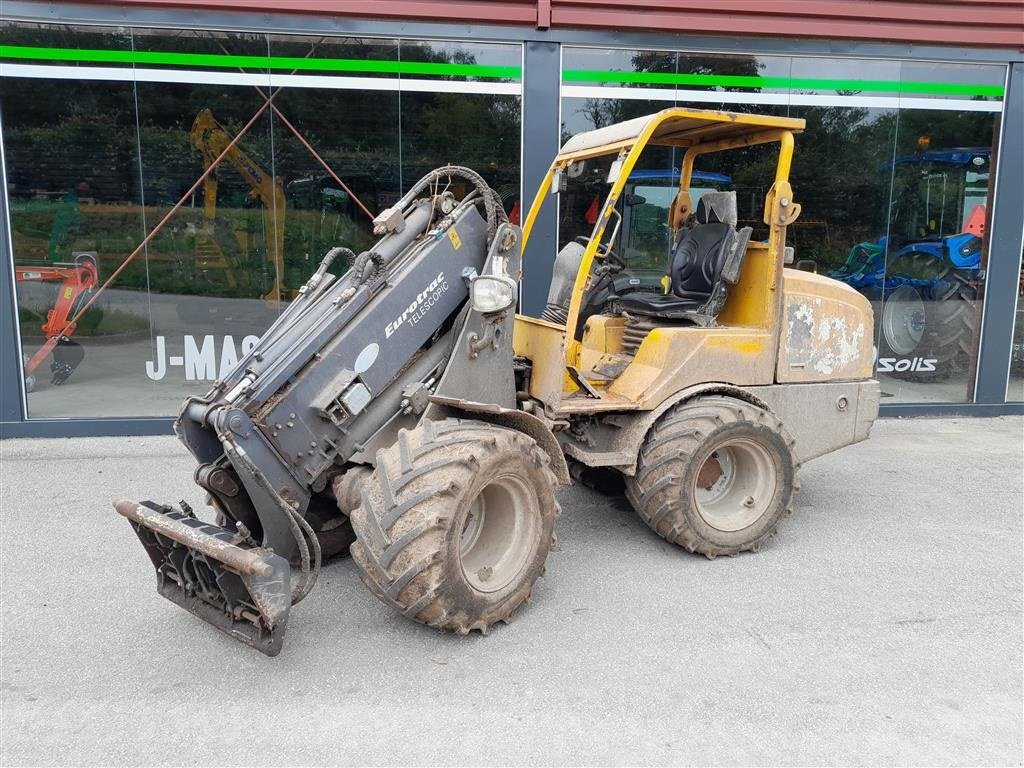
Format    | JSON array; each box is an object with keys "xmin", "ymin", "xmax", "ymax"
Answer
[
  {"xmin": 350, "ymin": 418, "xmax": 559, "ymax": 634},
  {"xmin": 905, "ymin": 279, "xmax": 976, "ymax": 382},
  {"xmin": 625, "ymin": 396, "xmax": 797, "ymax": 558},
  {"xmin": 879, "ymin": 252, "xmax": 977, "ymax": 381}
]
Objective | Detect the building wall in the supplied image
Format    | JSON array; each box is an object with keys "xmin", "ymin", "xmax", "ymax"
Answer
[
  {"xmin": 86, "ymin": 0, "xmax": 1024, "ymax": 48},
  {"xmin": 1, "ymin": 1, "xmax": 1022, "ymax": 437}
]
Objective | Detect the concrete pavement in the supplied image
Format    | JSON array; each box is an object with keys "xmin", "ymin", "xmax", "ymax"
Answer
[{"xmin": 1, "ymin": 416, "xmax": 1021, "ymax": 766}]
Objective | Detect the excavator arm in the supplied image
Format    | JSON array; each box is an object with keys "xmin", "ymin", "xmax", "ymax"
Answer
[
  {"xmin": 15, "ymin": 252, "xmax": 99, "ymax": 384},
  {"xmin": 190, "ymin": 108, "xmax": 287, "ymax": 302}
]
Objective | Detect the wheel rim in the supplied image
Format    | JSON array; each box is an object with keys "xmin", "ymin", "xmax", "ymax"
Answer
[
  {"xmin": 693, "ymin": 439, "xmax": 777, "ymax": 532},
  {"xmin": 459, "ymin": 475, "xmax": 539, "ymax": 593},
  {"xmin": 882, "ymin": 285, "xmax": 926, "ymax": 356}
]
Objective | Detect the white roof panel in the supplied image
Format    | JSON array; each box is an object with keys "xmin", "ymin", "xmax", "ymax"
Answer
[{"xmin": 557, "ymin": 107, "xmax": 805, "ymax": 157}]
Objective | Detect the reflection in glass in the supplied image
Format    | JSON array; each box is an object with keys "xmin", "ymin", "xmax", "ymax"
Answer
[
  {"xmin": 870, "ymin": 109, "xmax": 995, "ymax": 403},
  {"xmin": 1008, "ymin": 251, "xmax": 1024, "ymax": 402},
  {"xmin": 3, "ymin": 69, "xmax": 153, "ymax": 417},
  {"xmin": 2, "ymin": 23, "xmax": 522, "ymax": 418},
  {"xmin": 560, "ymin": 47, "xmax": 1005, "ymax": 405}
]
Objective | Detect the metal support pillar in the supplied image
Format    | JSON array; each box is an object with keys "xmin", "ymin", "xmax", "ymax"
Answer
[
  {"xmin": 974, "ymin": 62, "xmax": 1024, "ymax": 404},
  {"xmin": 520, "ymin": 40, "xmax": 561, "ymax": 316},
  {"xmin": 0, "ymin": 104, "xmax": 26, "ymax": 433}
]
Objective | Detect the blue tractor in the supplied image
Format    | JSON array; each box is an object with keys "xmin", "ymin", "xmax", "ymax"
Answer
[{"xmin": 830, "ymin": 148, "xmax": 989, "ymax": 380}]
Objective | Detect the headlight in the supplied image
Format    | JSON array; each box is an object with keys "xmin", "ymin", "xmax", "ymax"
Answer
[{"xmin": 471, "ymin": 275, "xmax": 517, "ymax": 314}]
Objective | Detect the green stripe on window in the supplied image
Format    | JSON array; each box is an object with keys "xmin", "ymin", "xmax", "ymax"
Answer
[
  {"xmin": 1, "ymin": 45, "xmax": 1001, "ymax": 97},
  {"xmin": 562, "ymin": 69, "xmax": 1004, "ymax": 98},
  {"xmin": 0, "ymin": 44, "xmax": 522, "ymax": 80}
]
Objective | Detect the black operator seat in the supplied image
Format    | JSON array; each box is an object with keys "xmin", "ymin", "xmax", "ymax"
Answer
[{"xmin": 617, "ymin": 191, "xmax": 753, "ymax": 326}]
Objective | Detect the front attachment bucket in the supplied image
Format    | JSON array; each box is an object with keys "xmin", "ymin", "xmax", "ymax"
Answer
[{"xmin": 115, "ymin": 500, "xmax": 291, "ymax": 656}]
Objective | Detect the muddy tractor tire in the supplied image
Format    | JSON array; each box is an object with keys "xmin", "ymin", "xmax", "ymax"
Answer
[
  {"xmin": 350, "ymin": 418, "xmax": 559, "ymax": 634},
  {"xmin": 879, "ymin": 251, "xmax": 977, "ymax": 381},
  {"xmin": 625, "ymin": 395, "xmax": 797, "ymax": 558}
]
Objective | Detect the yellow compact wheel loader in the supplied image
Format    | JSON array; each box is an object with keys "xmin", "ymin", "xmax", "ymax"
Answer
[{"xmin": 116, "ymin": 108, "xmax": 879, "ymax": 655}]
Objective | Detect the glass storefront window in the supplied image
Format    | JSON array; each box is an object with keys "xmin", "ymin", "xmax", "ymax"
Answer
[
  {"xmin": 1009, "ymin": 248, "xmax": 1024, "ymax": 402},
  {"xmin": 560, "ymin": 46, "xmax": 1006, "ymax": 404},
  {"xmin": 2, "ymin": 24, "xmax": 151, "ymax": 414},
  {"xmin": 3, "ymin": 29, "xmax": 1013, "ymax": 414},
  {"xmin": 130, "ymin": 31, "xmax": 279, "ymax": 418},
  {"xmin": 395, "ymin": 39, "xmax": 522, "ymax": 215},
  {"xmin": 1, "ymin": 22, "xmax": 522, "ymax": 418},
  {"xmin": 867, "ymin": 101, "xmax": 996, "ymax": 403}
]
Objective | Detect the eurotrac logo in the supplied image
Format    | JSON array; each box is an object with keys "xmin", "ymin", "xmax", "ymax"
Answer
[{"xmin": 385, "ymin": 272, "xmax": 448, "ymax": 338}]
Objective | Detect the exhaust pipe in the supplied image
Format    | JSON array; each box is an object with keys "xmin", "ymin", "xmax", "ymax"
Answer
[{"xmin": 115, "ymin": 500, "xmax": 292, "ymax": 656}]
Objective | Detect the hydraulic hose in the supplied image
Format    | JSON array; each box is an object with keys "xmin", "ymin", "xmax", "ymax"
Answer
[
  {"xmin": 284, "ymin": 503, "xmax": 321, "ymax": 604},
  {"xmin": 389, "ymin": 165, "xmax": 505, "ymax": 245},
  {"xmin": 219, "ymin": 437, "xmax": 321, "ymax": 604}
]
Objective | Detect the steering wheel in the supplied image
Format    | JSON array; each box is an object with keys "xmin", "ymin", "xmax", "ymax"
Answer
[{"xmin": 574, "ymin": 236, "xmax": 625, "ymax": 270}]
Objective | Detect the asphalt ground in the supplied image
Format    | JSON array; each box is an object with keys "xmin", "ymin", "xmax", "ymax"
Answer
[{"xmin": 1, "ymin": 416, "xmax": 1021, "ymax": 767}]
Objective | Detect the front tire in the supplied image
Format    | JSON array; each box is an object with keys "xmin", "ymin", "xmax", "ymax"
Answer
[
  {"xmin": 350, "ymin": 419, "xmax": 559, "ymax": 634},
  {"xmin": 625, "ymin": 396, "xmax": 797, "ymax": 558}
]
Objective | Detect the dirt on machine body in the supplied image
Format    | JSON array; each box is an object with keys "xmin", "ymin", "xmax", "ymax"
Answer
[{"xmin": 115, "ymin": 108, "xmax": 879, "ymax": 655}]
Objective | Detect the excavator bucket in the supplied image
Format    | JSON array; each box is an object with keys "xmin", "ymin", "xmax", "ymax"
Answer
[
  {"xmin": 114, "ymin": 500, "xmax": 292, "ymax": 656},
  {"xmin": 50, "ymin": 338, "xmax": 85, "ymax": 385}
]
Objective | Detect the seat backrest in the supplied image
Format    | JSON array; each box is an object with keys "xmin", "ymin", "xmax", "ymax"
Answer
[{"xmin": 668, "ymin": 191, "xmax": 750, "ymax": 303}]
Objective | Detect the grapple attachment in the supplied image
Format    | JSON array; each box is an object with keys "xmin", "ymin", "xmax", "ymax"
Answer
[{"xmin": 114, "ymin": 500, "xmax": 291, "ymax": 656}]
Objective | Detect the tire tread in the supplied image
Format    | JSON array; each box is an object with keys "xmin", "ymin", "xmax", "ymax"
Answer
[
  {"xmin": 625, "ymin": 396, "xmax": 797, "ymax": 557},
  {"xmin": 350, "ymin": 418, "xmax": 558, "ymax": 633}
]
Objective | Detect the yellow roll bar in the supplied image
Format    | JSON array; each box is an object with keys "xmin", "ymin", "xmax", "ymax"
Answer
[{"xmin": 519, "ymin": 107, "xmax": 803, "ymax": 379}]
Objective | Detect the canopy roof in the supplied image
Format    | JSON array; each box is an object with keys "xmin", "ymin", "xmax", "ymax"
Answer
[{"xmin": 559, "ymin": 108, "xmax": 805, "ymax": 157}]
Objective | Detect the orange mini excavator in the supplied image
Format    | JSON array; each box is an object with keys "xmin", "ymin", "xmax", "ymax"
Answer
[{"xmin": 15, "ymin": 252, "xmax": 99, "ymax": 388}]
